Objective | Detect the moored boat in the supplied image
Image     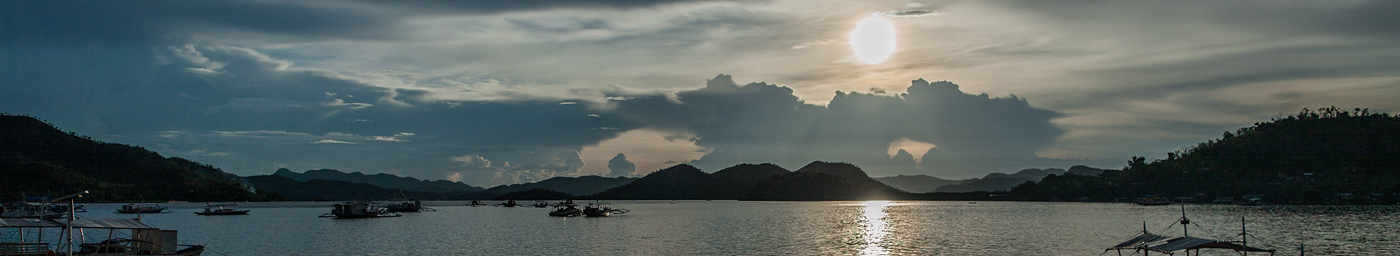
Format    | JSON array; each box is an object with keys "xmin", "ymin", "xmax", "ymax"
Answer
[
  {"xmin": 582, "ymin": 202, "xmax": 628, "ymax": 217},
  {"xmin": 548, "ymin": 204, "xmax": 583, "ymax": 217},
  {"xmin": 193, "ymin": 203, "xmax": 249, "ymax": 216},
  {"xmin": 384, "ymin": 198, "xmax": 434, "ymax": 212},
  {"xmin": 1104, "ymin": 206, "xmax": 1276, "ymax": 255},
  {"xmin": 320, "ymin": 201, "xmax": 401, "ymax": 219},
  {"xmin": 116, "ymin": 203, "xmax": 170, "ymax": 214}
]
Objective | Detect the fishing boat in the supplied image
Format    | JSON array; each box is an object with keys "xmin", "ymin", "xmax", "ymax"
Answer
[
  {"xmin": 582, "ymin": 202, "xmax": 628, "ymax": 217},
  {"xmin": 384, "ymin": 198, "xmax": 435, "ymax": 212},
  {"xmin": 1134, "ymin": 197, "xmax": 1172, "ymax": 206},
  {"xmin": 116, "ymin": 203, "xmax": 170, "ymax": 214},
  {"xmin": 1104, "ymin": 206, "xmax": 1276, "ymax": 256},
  {"xmin": 467, "ymin": 200, "xmax": 484, "ymax": 207},
  {"xmin": 548, "ymin": 204, "xmax": 582, "ymax": 217},
  {"xmin": 319, "ymin": 201, "xmax": 401, "ymax": 219},
  {"xmin": 494, "ymin": 200, "xmax": 519, "ymax": 207},
  {"xmin": 193, "ymin": 203, "xmax": 249, "ymax": 216}
]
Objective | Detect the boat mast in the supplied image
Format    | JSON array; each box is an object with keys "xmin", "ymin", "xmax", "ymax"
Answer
[
  {"xmin": 1241, "ymin": 216, "xmax": 1247, "ymax": 256},
  {"xmin": 1179, "ymin": 205, "xmax": 1189, "ymax": 237},
  {"xmin": 52, "ymin": 191, "xmax": 87, "ymax": 256}
]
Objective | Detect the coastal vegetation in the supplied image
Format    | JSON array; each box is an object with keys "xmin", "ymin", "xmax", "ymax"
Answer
[
  {"xmin": 1009, "ymin": 107, "xmax": 1400, "ymax": 204},
  {"xmin": 0, "ymin": 114, "xmax": 280, "ymax": 201}
]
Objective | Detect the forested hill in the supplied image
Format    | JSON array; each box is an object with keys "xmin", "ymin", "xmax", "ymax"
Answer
[
  {"xmin": 0, "ymin": 114, "xmax": 279, "ymax": 202},
  {"xmin": 1011, "ymin": 107, "xmax": 1400, "ymax": 204}
]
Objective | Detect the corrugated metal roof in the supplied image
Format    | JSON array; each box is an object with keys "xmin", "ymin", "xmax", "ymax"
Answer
[
  {"xmin": 68, "ymin": 219, "xmax": 157, "ymax": 229},
  {"xmin": 0, "ymin": 218, "xmax": 62, "ymax": 228},
  {"xmin": 0, "ymin": 218, "xmax": 156, "ymax": 229}
]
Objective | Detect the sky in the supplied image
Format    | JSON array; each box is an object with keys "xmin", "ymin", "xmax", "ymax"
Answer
[{"xmin": 3, "ymin": 0, "xmax": 1398, "ymax": 187}]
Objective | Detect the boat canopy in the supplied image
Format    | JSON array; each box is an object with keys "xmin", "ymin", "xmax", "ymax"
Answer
[
  {"xmin": 1107, "ymin": 234, "xmax": 1275, "ymax": 254},
  {"xmin": 0, "ymin": 218, "xmax": 157, "ymax": 230}
]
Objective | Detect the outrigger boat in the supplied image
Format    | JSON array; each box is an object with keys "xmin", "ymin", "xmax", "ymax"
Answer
[
  {"xmin": 467, "ymin": 200, "xmax": 485, "ymax": 207},
  {"xmin": 116, "ymin": 203, "xmax": 170, "ymax": 214},
  {"xmin": 1105, "ymin": 206, "xmax": 1276, "ymax": 256},
  {"xmin": 582, "ymin": 201, "xmax": 628, "ymax": 217},
  {"xmin": 319, "ymin": 201, "xmax": 401, "ymax": 219},
  {"xmin": 548, "ymin": 200, "xmax": 582, "ymax": 217},
  {"xmin": 2, "ymin": 202, "xmax": 64, "ymax": 219},
  {"xmin": 384, "ymin": 198, "xmax": 435, "ymax": 213},
  {"xmin": 193, "ymin": 203, "xmax": 249, "ymax": 216},
  {"xmin": 494, "ymin": 200, "xmax": 519, "ymax": 207}
]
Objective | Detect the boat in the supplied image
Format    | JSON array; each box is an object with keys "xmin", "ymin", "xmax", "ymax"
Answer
[
  {"xmin": 2, "ymin": 202, "xmax": 65, "ymax": 219},
  {"xmin": 193, "ymin": 203, "xmax": 249, "ymax": 216},
  {"xmin": 494, "ymin": 200, "xmax": 519, "ymax": 207},
  {"xmin": 548, "ymin": 204, "xmax": 583, "ymax": 217},
  {"xmin": 582, "ymin": 202, "xmax": 628, "ymax": 217},
  {"xmin": 384, "ymin": 199, "xmax": 434, "ymax": 212},
  {"xmin": 1104, "ymin": 206, "xmax": 1276, "ymax": 256},
  {"xmin": 529, "ymin": 202, "xmax": 549, "ymax": 208},
  {"xmin": 116, "ymin": 203, "xmax": 170, "ymax": 214},
  {"xmin": 467, "ymin": 200, "xmax": 484, "ymax": 207},
  {"xmin": 319, "ymin": 201, "xmax": 401, "ymax": 219},
  {"xmin": 1134, "ymin": 197, "xmax": 1172, "ymax": 206}
]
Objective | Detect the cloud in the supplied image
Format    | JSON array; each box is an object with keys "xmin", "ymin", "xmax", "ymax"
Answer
[
  {"xmin": 607, "ymin": 153, "xmax": 637, "ymax": 177},
  {"xmin": 453, "ymin": 155, "xmax": 492, "ymax": 168},
  {"xmin": 879, "ymin": 10, "xmax": 943, "ymax": 18},
  {"xmin": 312, "ymin": 140, "xmax": 357, "ymax": 144}
]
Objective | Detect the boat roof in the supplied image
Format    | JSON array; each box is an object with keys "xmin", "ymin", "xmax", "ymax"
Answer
[
  {"xmin": 1107, "ymin": 234, "xmax": 1275, "ymax": 253},
  {"xmin": 0, "ymin": 218, "xmax": 157, "ymax": 230},
  {"xmin": 1105, "ymin": 232, "xmax": 1172, "ymax": 250}
]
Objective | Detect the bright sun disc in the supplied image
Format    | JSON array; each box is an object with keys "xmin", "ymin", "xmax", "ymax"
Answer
[{"xmin": 850, "ymin": 17, "xmax": 896, "ymax": 64}]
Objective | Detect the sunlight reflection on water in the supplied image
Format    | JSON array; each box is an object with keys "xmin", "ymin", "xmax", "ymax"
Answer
[{"xmin": 859, "ymin": 200, "xmax": 891, "ymax": 256}]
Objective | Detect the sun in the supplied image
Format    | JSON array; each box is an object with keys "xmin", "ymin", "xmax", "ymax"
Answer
[{"xmin": 850, "ymin": 16, "xmax": 896, "ymax": 64}]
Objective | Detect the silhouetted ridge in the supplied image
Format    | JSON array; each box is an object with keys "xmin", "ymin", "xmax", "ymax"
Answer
[
  {"xmin": 1011, "ymin": 107, "xmax": 1400, "ymax": 204},
  {"xmin": 477, "ymin": 175, "xmax": 638, "ymax": 196},
  {"xmin": 739, "ymin": 161, "xmax": 907, "ymax": 201},
  {"xmin": 590, "ymin": 164, "xmax": 722, "ymax": 200},
  {"xmin": 273, "ymin": 168, "xmax": 483, "ymax": 192},
  {"xmin": 0, "ymin": 114, "xmax": 277, "ymax": 201}
]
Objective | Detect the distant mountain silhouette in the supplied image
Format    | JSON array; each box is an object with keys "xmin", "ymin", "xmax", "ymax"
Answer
[
  {"xmin": 739, "ymin": 161, "xmax": 907, "ymax": 201},
  {"xmin": 875, "ymin": 175, "xmax": 962, "ymax": 193},
  {"xmin": 273, "ymin": 168, "xmax": 483, "ymax": 193},
  {"xmin": 243, "ymin": 175, "xmax": 442, "ymax": 201},
  {"xmin": 0, "ymin": 114, "xmax": 278, "ymax": 202},
  {"xmin": 494, "ymin": 188, "xmax": 573, "ymax": 200},
  {"xmin": 589, "ymin": 164, "xmax": 721, "ymax": 200},
  {"xmin": 935, "ymin": 168, "xmax": 1071, "ymax": 192},
  {"xmin": 588, "ymin": 163, "xmax": 793, "ymax": 200},
  {"xmin": 476, "ymin": 175, "xmax": 637, "ymax": 197}
]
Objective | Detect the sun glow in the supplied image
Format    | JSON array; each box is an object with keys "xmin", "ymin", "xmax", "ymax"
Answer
[{"xmin": 850, "ymin": 17, "xmax": 896, "ymax": 64}]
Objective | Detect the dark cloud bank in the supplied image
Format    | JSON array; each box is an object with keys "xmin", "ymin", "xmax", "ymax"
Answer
[{"xmin": 610, "ymin": 74, "xmax": 1067, "ymax": 178}]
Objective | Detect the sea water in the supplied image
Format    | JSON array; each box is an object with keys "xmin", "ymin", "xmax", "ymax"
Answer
[{"xmin": 32, "ymin": 201, "xmax": 1400, "ymax": 255}]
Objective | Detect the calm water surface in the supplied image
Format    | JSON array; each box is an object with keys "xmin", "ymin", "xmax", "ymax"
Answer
[{"xmin": 32, "ymin": 201, "xmax": 1400, "ymax": 255}]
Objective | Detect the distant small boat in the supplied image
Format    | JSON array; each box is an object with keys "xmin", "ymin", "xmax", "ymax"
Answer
[
  {"xmin": 1134, "ymin": 197, "xmax": 1172, "ymax": 206},
  {"xmin": 320, "ymin": 201, "xmax": 401, "ymax": 219},
  {"xmin": 467, "ymin": 200, "xmax": 485, "ymax": 207},
  {"xmin": 117, "ymin": 203, "xmax": 170, "ymax": 214},
  {"xmin": 194, "ymin": 203, "xmax": 249, "ymax": 216},
  {"xmin": 494, "ymin": 200, "xmax": 520, "ymax": 207}
]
